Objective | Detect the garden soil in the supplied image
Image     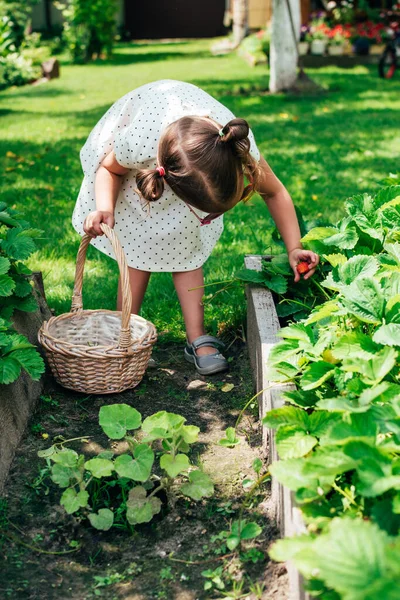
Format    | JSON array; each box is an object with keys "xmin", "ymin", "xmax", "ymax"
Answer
[{"xmin": 0, "ymin": 343, "xmax": 288, "ymax": 600}]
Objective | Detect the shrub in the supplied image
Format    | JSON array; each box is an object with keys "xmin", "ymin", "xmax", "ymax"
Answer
[
  {"xmin": 0, "ymin": 203, "xmax": 45, "ymax": 385},
  {"xmin": 55, "ymin": 0, "xmax": 118, "ymax": 63},
  {"xmin": 0, "ymin": 51, "xmax": 37, "ymax": 87}
]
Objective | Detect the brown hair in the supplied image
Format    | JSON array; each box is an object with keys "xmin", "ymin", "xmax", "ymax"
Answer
[{"xmin": 136, "ymin": 116, "xmax": 260, "ymax": 213}]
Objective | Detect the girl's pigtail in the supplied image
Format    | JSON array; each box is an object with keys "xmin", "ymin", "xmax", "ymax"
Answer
[
  {"xmin": 218, "ymin": 118, "xmax": 260, "ymax": 189},
  {"xmin": 136, "ymin": 167, "xmax": 165, "ymax": 202},
  {"xmin": 218, "ymin": 118, "xmax": 251, "ymax": 159}
]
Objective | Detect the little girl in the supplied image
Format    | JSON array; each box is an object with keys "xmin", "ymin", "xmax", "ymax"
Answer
[{"xmin": 72, "ymin": 79, "xmax": 318, "ymax": 375}]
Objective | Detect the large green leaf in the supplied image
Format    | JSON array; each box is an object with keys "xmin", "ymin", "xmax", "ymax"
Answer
[
  {"xmin": 316, "ymin": 518, "xmax": 400, "ymax": 599},
  {"xmin": 279, "ymin": 323, "xmax": 314, "ymax": 343},
  {"xmin": 51, "ymin": 464, "xmax": 76, "ymax": 488},
  {"xmin": 126, "ymin": 485, "xmax": 162, "ymax": 524},
  {"xmin": 305, "ymin": 300, "xmax": 339, "ymax": 325},
  {"xmin": 60, "ymin": 488, "xmax": 89, "ymax": 514},
  {"xmin": 84, "ymin": 458, "xmax": 114, "ymax": 478},
  {"xmin": 341, "ymin": 278, "xmax": 385, "ymax": 324},
  {"xmin": 373, "ymin": 324, "xmax": 400, "ymax": 347},
  {"xmin": 0, "ymin": 257, "xmax": 10, "ymax": 275},
  {"xmin": 374, "ymin": 185, "xmax": 400, "ymax": 210},
  {"xmin": 338, "ymin": 256, "xmax": 379, "ymax": 285},
  {"xmin": 341, "ymin": 346, "xmax": 397, "ymax": 385},
  {"xmin": 301, "ymin": 227, "xmax": 338, "ymax": 254},
  {"xmin": 11, "ymin": 348, "xmax": 45, "ymax": 380},
  {"xmin": 385, "ymin": 296, "xmax": 400, "ymax": 324},
  {"xmin": 384, "ymin": 242, "xmax": 400, "ymax": 264},
  {"xmin": 180, "ymin": 470, "xmax": 214, "ymax": 501},
  {"xmin": 300, "ymin": 361, "xmax": 336, "ymax": 391},
  {"xmin": 308, "ymin": 411, "xmax": 341, "ymax": 436},
  {"xmin": 343, "ymin": 441, "xmax": 400, "ymax": 497},
  {"xmin": 142, "ymin": 411, "xmax": 186, "ymax": 435},
  {"xmin": 332, "ymin": 332, "xmax": 380, "ymax": 361},
  {"xmin": 268, "ymin": 340, "xmax": 299, "ymax": 364},
  {"xmin": 13, "ymin": 277, "xmax": 33, "ymax": 298},
  {"xmin": 270, "ymin": 517, "xmax": 400, "ymax": 599},
  {"xmin": 88, "ymin": 509, "xmax": 114, "ymax": 531},
  {"xmin": 99, "ymin": 404, "xmax": 142, "ymax": 439},
  {"xmin": 303, "ymin": 446, "xmax": 356, "ymax": 478},
  {"xmin": 269, "ymin": 458, "xmax": 334, "ymax": 491},
  {"xmin": 234, "ymin": 268, "xmax": 267, "ymax": 285},
  {"xmin": 0, "ymin": 274, "xmax": 15, "ymax": 297},
  {"xmin": 263, "ymin": 406, "xmax": 309, "ymax": 430},
  {"xmin": 276, "ymin": 426, "xmax": 318, "ymax": 459},
  {"xmin": 282, "ymin": 389, "xmax": 320, "ymax": 408},
  {"xmin": 320, "ymin": 413, "xmax": 378, "ymax": 446},
  {"xmin": 160, "ymin": 453, "xmax": 190, "ymax": 477},
  {"xmin": 52, "ymin": 449, "xmax": 79, "ymax": 468},
  {"xmin": 269, "ymin": 535, "xmax": 319, "ymax": 578},
  {"xmin": 1, "ymin": 228, "xmax": 36, "ymax": 260},
  {"xmin": 181, "ymin": 424, "xmax": 200, "ymax": 444},
  {"xmin": 267, "ymin": 360, "xmax": 299, "ymax": 383},
  {"xmin": 324, "ymin": 227, "xmax": 359, "ymax": 250},
  {"xmin": 114, "ymin": 445, "xmax": 154, "ymax": 482},
  {"xmin": 0, "ymin": 356, "xmax": 21, "ymax": 384}
]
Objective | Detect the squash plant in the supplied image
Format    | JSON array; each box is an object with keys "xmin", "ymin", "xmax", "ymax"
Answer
[
  {"xmin": 261, "ymin": 186, "xmax": 400, "ymax": 598},
  {"xmin": 0, "ymin": 202, "xmax": 44, "ymax": 384},
  {"xmin": 38, "ymin": 405, "xmax": 214, "ymax": 531}
]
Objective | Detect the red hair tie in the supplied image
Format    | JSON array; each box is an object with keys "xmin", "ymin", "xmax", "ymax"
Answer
[{"xmin": 156, "ymin": 166, "xmax": 165, "ymax": 177}]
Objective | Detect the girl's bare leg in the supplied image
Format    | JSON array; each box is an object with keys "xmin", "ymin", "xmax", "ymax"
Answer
[
  {"xmin": 117, "ymin": 267, "xmax": 151, "ymax": 314},
  {"xmin": 172, "ymin": 267, "xmax": 217, "ymax": 356}
]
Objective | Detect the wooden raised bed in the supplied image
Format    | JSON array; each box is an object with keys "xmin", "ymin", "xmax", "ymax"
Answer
[{"xmin": 245, "ymin": 255, "xmax": 309, "ymax": 600}]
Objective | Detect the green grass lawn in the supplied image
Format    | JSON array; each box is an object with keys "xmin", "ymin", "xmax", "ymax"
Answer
[{"xmin": 1, "ymin": 39, "xmax": 399, "ymax": 341}]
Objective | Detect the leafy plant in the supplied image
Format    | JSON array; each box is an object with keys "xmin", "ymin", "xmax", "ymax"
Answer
[
  {"xmin": 262, "ymin": 185, "xmax": 400, "ymax": 598},
  {"xmin": 0, "ymin": 202, "xmax": 44, "ymax": 384},
  {"xmin": 38, "ymin": 405, "xmax": 214, "ymax": 530},
  {"xmin": 55, "ymin": 0, "xmax": 118, "ymax": 63}
]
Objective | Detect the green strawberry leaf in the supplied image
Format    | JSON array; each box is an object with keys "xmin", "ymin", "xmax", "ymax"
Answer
[{"xmin": 0, "ymin": 356, "xmax": 21, "ymax": 384}]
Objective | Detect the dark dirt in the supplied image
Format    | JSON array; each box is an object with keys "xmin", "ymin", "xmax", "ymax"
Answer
[{"xmin": 0, "ymin": 343, "xmax": 288, "ymax": 600}]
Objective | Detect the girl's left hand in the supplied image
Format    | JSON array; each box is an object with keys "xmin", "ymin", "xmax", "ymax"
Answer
[{"xmin": 288, "ymin": 248, "xmax": 319, "ymax": 283}]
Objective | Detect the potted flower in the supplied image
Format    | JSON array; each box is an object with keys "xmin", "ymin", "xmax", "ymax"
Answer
[
  {"xmin": 351, "ymin": 20, "xmax": 382, "ymax": 55},
  {"xmin": 298, "ymin": 25, "xmax": 309, "ymax": 56},
  {"xmin": 369, "ymin": 22, "xmax": 386, "ymax": 54},
  {"xmin": 327, "ymin": 24, "xmax": 350, "ymax": 55},
  {"xmin": 306, "ymin": 17, "xmax": 330, "ymax": 55}
]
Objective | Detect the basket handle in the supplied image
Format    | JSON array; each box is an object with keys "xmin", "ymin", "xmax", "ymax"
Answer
[{"xmin": 71, "ymin": 223, "xmax": 132, "ymax": 349}]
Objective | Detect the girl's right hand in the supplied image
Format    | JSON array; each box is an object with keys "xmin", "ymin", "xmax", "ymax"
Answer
[{"xmin": 83, "ymin": 211, "xmax": 115, "ymax": 238}]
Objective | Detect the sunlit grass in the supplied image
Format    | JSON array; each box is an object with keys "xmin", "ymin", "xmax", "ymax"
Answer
[{"xmin": 1, "ymin": 39, "xmax": 399, "ymax": 340}]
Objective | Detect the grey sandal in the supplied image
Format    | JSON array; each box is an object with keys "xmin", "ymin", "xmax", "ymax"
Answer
[{"xmin": 184, "ymin": 335, "xmax": 229, "ymax": 375}]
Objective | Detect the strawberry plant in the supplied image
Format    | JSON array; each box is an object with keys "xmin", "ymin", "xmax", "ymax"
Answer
[
  {"xmin": 261, "ymin": 185, "xmax": 400, "ymax": 599},
  {"xmin": 0, "ymin": 202, "xmax": 44, "ymax": 384},
  {"xmin": 38, "ymin": 405, "xmax": 214, "ymax": 531}
]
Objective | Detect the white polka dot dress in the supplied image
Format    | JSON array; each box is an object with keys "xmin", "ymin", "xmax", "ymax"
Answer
[{"xmin": 72, "ymin": 79, "xmax": 260, "ymax": 272}]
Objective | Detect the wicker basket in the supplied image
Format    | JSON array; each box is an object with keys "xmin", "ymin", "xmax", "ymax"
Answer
[{"xmin": 38, "ymin": 223, "xmax": 157, "ymax": 394}]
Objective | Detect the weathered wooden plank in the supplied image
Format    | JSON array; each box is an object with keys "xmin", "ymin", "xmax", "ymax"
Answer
[{"xmin": 245, "ymin": 255, "xmax": 309, "ymax": 600}]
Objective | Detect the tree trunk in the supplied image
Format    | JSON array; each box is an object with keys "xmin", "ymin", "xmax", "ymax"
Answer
[
  {"xmin": 269, "ymin": 0, "xmax": 300, "ymax": 93},
  {"xmin": 232, "ymin": 0, "xmax": 248, "ymax": 48}
]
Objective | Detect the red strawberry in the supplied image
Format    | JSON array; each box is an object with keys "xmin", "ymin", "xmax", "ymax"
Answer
[{"xmin": 296, "ymin": 261, "xmax": 310, "ymax": 274}]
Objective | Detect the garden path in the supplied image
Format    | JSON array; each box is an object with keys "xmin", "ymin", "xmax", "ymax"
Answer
[{"xmin": 0, "ymin": 343, "xmax": 288, "ymax": 600}]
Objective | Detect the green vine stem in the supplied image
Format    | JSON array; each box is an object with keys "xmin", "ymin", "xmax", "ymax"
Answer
[{"xmin": 0, "ymin": 529, "xmax": 81, "ymax": 555}]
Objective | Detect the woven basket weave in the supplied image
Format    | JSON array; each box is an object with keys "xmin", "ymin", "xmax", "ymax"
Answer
[{"xmin": 38, "ymin": 223, "xmax": 157, "ymax": 394}]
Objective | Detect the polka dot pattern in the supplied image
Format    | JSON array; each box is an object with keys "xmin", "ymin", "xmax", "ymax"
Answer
[{"xmin": 72, "ymin": 79, "xmax": 260, "ymax": 272}]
